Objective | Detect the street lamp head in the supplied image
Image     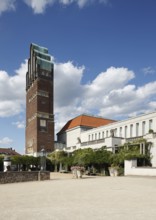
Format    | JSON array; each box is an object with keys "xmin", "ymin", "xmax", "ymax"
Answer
[{"xmin": 41, "ymin": 148, "xmax": 46, "ymax": 156}]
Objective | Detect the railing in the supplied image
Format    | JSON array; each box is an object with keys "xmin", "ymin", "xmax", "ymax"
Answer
[
  {"xmin": 126, "ymin": 136, "xmax": 143, "ymax": 142},
  {"xmin": 81, "ymin": 139, "xmax": 105, "ymax": 146}
]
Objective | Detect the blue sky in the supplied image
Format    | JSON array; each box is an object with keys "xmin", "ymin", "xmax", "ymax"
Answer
[{"xmin": 0, "ymin": 0, "xmax": 156, "ymax": 154}]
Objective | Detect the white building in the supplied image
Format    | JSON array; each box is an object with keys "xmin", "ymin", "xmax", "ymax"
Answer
[{"xmin": 56, "ymin": 111, "xmax": 156, "ymax": 167}]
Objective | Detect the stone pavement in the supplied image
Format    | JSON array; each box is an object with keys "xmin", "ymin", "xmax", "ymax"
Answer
[{"xmin": 0, "ymin": 173, "xmax": 156, "ymax": 220}]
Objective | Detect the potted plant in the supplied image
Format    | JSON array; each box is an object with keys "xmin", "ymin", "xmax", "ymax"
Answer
[
  {"xmin": 109, "ymin": 164, "xmax": 119, "ymax": 177},
  {"xmin": 71, "ymin": 166, "xmax": 85, "ymax": 178}
]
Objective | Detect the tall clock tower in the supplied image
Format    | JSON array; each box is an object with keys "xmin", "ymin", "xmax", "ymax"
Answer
[{"xmin": 25, "ymin": 43, "xmax": 54, "ymax": 156}]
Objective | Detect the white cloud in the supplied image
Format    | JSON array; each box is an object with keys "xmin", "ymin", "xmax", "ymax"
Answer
[
  {"xmin": 24, "ymin": 0, "xmax": 55, "ymax": 14},
  {"xmin": 84, "ymin": 67, "xmax": 134, "ymax": 97},
  {"xmin": 54, "ymin": 61, "xmax": 84, "ymax": 108},
  {"xmin": 23, "ymin": 0, "xmax": 110, "ymax": 13},
  {"xmin": 0, "ymin": 137, "xmax": 13, "ymax": 145},
  {"xmin": 149, "ymin": 101, "xmax": 156, "ymax": 108},
  {"xmin": 12, "ymin": 121, "xmax": 25, "ymax": 129},
  {"xmin": 136, "ymin": 82, "xmax": 156, "ymax": 99},
  {"xmin": 59, "ymin": 0, "xmax": 73, "ymax": 5},
  {"xmin": 142, "ymin": 66, "xmax": 156, "ymax": 75},
  {"xmin": 0, "ymin": 0, "xmax": 16, "ymax": 15},
  {"xmin": 0, "ymin": 0, "xmax": 110, "ymax": 15},
  {"xmin": 60, "ymin": 0, "xmax": 110, "ymax": 7},
  {"xmin": 0, "ymin": 60, "xmax": 27, "ymax": 117},
  {"xmin": 76, "ymin": 0, "xmax": 89, "ymax": 8}
]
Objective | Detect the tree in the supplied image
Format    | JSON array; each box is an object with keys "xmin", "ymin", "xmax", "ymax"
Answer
[
  {"xmin": 12, "ymin": 155, "xmax": 23, "ymax": 171},
  {"xmin": 12, "ymin": 155, "xmax": 41, "ymax": 171},
  {"xmin": 92, "ymin": 147, "xmax": 112, "ymax": 174},
  {"xmin": 72, "ymin": 148, "xmax": 94, "ymax": 166},
  {"xmin": 48, "ymin": 151, "xmax": 68, "ymax": 171},
  {"xmin": 110, "ymin": 138, "xmax": 151, "ymax": 168}
]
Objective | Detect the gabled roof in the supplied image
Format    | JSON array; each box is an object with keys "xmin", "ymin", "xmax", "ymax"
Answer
[
  {"xmin": 0, "ymin": 148, "xmax": 21, "ymax": 156},
  {"xmin": 57, "ymin": 114, "xmax": 116, "ymax": 134}
]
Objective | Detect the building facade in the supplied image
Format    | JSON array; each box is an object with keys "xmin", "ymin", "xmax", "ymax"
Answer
[
  {"xmin": 56, "ymin": 111, "xmax": 156, "ymax": 167},
  {"xmin": 25, "ymin": 43, "xmax": 54, "ymax": 156}
]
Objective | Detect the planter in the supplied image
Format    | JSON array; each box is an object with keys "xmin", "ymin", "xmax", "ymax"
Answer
[
  {"xmin": 109, "ymin": 167, "xmax": 119, "ymax": 177},
  {"xmin": 72, "ymin": 169, "xmax": 78, "ymax": 178},
  {"xmin": 77, "ymin": 170, "xmax": 82, "ymax": 179},
  {"xmin": 72, "ymin": 169, "xmax": 83, "ymax": 179}
]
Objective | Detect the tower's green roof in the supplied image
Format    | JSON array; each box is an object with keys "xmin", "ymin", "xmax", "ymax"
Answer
[{"xmin": 31, "ymin": 43, "xmax": 48, "ymax": 54}]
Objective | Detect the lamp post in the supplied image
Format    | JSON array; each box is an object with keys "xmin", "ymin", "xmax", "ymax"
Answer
[{"xmin": 40, "ymin": 148, "xmax": 46, "ymax": 171}]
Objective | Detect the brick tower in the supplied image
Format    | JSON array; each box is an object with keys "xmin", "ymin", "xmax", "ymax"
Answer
[{"xmin": 25, "ymin": 43, "xmax": 54, "ymax": 156}]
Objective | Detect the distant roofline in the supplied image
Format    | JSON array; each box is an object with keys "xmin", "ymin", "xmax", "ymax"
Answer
[{"xmin": 0, "ymin": 147, "xmax": 21, "ymax": 156}]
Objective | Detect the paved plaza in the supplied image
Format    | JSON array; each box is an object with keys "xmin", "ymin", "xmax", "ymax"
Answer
[{"xmin": 0, "ymin": 173, "xmax": 156, "ymax": 220}]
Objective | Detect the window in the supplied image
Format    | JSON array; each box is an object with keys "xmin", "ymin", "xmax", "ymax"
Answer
[
  {"xmin": 136, "ymin": 123, "xmax": 139, "ymax": 136},
  {"xmin": 125, "ymin": 126, "xmax": 127, "ymax": 138},
  {"xmin": 99, "ymin": 133, "xmax": 101, "ymax": 139},
  {"xmin": 102, "ymin": 131, "xmax": 104, "ymax": 139},
  {"xmin": 106, "ymin": 131, "xmax": 108, "ymax": 137},
  {"xmin": 142, "ymin": 121, "xmax": 146, "ymax": 135},
  {"xmin": 92, "ymin": 134, "xmax": 94, "ymax": 140},
  {"xmin": 130, "ymin": 124, "xmax": 133, "ymax": 137},
  {"xmin": 95, "ymin": 133, "xmax": 97, "ymax": 140},
  {"xmin": 40, "ymin": 119, "xmax": 47, "ymax": 131},
  {"xmin": 40, "ymin": 119, "xmax": 46, "ymax": 127},
  {"xmin": 149, "ymin": 120, "xmax": 153, "ymax": 130},
  {"xmin": 114, "ymin": 128, "xmax": 117, "ymax": 137},
  {"xmin": 120, "ymin": 127, "xmax": 122, "ymax": 137},
  {"xmin": 88, "ymin": 135, "xmax": 90, "ymax": 141}
]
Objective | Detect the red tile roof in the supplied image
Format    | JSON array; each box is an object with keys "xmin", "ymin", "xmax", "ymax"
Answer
[
  {"xmin": 58, "ymin": 114, "xmax": 116, "ymax": 134},
  {"xmin": 0, "ymin": 148, "xmax": 21, "ymax": 156}
]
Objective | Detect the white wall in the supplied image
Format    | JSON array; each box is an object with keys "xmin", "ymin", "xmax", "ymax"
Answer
[
  {"xmin": 81, "ymin": 111, "xmax": 156, "ymax": 142},
  {"xmin": 66, "ymin": 127, "xmax": 82, "ymax": 148},
  {"xmin": 124, "ymin": 160, "xmax": 156, "ymax": 176}
]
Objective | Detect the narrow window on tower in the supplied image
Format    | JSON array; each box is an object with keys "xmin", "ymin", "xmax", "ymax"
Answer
[{"xmin": 40, "ymin": 119, "xmax": 47, "ymax": 132}]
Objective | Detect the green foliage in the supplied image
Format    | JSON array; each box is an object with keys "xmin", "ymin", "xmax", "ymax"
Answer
[
  {"xmin": 46, "ymin": 158, "xmax": 54, "ymax": 171},
  {"xmin": 72, "ymin": 148, "xmax": 95, "ymax": 166},
  {"xmin": 11, "ymin": 155, "xmax": 41, "ymax": 171},
  {"xmin": 48, "ymin": 151, "xmax": 69, "ymax": 171},
  {"xmin": 117, "ymin": 167, "xmax": 124, "ymax": 176},
  {"xmin": 48, "ymin": 151, "xmax": 68, "ymax": 165},
  {"xmin": 93, "ymin": 147, "xmax": 112, "ymax": 166},
  {"xmin": 110, "ymin": 138, "xmax": 151, "ymax": 167}
]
